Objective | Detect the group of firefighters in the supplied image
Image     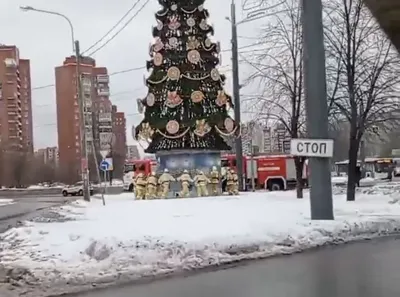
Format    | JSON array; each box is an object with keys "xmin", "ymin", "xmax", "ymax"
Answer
[{"xmin": 132, "ymin": 166, "xmax": 239, "ymax": 200}]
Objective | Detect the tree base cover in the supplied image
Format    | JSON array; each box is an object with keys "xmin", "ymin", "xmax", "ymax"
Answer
[{"xmin": 145, "ymin": 129, "xmax": 231, "ymax": 153}]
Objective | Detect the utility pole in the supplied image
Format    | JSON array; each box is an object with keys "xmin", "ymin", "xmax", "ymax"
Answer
[
  {"xmin": 75, "ymin": 40, "xmax": 90, "ymax": 202},
  {"xmin": 301, "ymin": 0, "xmax": 333, "ymax": 219},
  {"xmin": 231, "ymin": 0, "xmax": 244, "ymax": 191}
]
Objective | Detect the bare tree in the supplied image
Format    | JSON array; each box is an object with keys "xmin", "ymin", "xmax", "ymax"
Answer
[
  {"xmin": 324, "ymin": 0, "xmax": 400, "ymax": 201},
  {"xmin": 243, "ymin": 0, "xmax": 306, "ymax": 198}
]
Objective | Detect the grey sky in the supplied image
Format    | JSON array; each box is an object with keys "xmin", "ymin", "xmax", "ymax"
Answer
[{"xmin": 1, "ymin": 0, "xmax": 261, "ymax": 149}]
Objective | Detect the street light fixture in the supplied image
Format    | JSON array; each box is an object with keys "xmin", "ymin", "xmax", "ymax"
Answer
[
  {"xmin": 19, "ymin": 5, "xmax": 90, "ymax": 202},
  {"xmin": 19, "ymin": 6, "xmax": 75, "ymax": 52}
]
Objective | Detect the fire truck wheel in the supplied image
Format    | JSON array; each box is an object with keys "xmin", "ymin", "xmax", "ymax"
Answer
[{"xmin": 269, "ymin": 182, "xmax": 282, "ymax": 191}]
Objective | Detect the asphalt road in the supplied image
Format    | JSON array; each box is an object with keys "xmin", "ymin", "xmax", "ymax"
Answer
[
  {"xmin": 0, "ymin": 195, "xmax": 71, "ymax": 232},
  {"xmin": 74, "ymin": 237, "xmax": 400, "ymax": 297}
]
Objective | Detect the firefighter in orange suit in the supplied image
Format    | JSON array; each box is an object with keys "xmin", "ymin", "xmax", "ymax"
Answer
[
  {"xmin": 209, "ymin": 166, "xmax": 220, "ymax": 196},
  {"xmin": 194, "ymin": 171, "xmax": 210, "ymax": 197},
  {"xmin": 226, "ymin": 170, "xmax": 234, "ymax": 195},
  {"xmin": 134, "ymin": 172, "xmax": 147, "ymax": 200},
  {"xmin": 231, "ymin": 169, "xmax": 239, "ymax": 195},
  {"xmin": 158, "ymin": 169, "xmax": 175, "ymax": 198},
  {"xmin": 177, "ymin": 169, "xmax": 193, "ymax": 198},
  {"xmin": 146, "ymin": 172, "xmax": 158, "ymax": 199}
]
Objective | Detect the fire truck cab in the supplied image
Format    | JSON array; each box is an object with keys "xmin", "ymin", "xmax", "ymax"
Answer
[
  {"xmin": 221, "ymin": 154, "xmax": 308, "ymax": 191},
  {"xmin": 123, "ymin": 159, "xmax": 157, "ymax": 191}
]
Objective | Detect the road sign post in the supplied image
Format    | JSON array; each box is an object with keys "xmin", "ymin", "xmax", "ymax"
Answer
[
  {"xmin": 290, "ymin": 139, "xmax": 334, "ymax": 158},
  {"xmin": 302, "ymin": 0, "xmax": 334, "ymax": 220},
  {"xmin": 100, "ymin": 150, "xmax": 109, "ymax": 159},
  {"xmin": 291, "ymin": 138, "xmax": 334, "ymax": 220},
  {"xmin": 100, "ymin": 160, "xmax": 109, "ymax": 171}
]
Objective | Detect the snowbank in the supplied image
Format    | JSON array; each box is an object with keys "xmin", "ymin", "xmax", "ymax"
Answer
[
  {"xmin": 331, "ymin": 176, "xmax": 348, "ymax": 185},
  {"xmin": 0, "ymin": 199, "xmax": 14, "ymax": 206},
  {"xmin": 1, "ymin": 189, "xmax": 400, "ymax": 291}
]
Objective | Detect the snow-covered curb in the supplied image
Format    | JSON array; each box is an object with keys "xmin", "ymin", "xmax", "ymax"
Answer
[
  {"xmin": 1, "ymin": 189, "xmax": 400, "ymax": 295},
  {"xmin": 2, "ymin": 219, "xmax": 400, "ymax": 297}
]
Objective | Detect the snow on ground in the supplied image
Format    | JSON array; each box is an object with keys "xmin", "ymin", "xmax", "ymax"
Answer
[
  {"xmin": 331, "ymin": 176, "xmax": 348, "ymax": 185},
  {"xmin": 1, "ymin": 188, "xmax": 400, "ymax": 290},
  {"xmin": 331, "ymin": 176, "xmax": 385, "ymax": 187},
  {"xmin": 26, "ymin": 185, "xmax": 48, "ymax": 190},
  {"xmin": 93, "ymin": 179, "xmax": 124, "ymax": 188},
  {"xmin": 0, "ymin": 199, "xmax": 14, "ymax": 207}
]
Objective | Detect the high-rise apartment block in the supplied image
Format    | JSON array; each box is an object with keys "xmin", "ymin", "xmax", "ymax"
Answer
[
  {"xmin": 0, "ymin": 45, "xmax": 33, "ymax": 153},
  {"xmin": 55, "ymin": 56, "xmax": 111, "ymax": 180},
  {"xmin": 126, "ymin": 145, "xmax": 140, "ymax": 160},
  {"xmin": 224, "ymin": 121, "xmax": 292, "ymax": 155},
  {"xmin": 35, "ymin": 146, "xmax": 59, "ymax": 166},
  {"xmin": 111, "ymin": 105, "xmax": 126, "ymax": 159}
]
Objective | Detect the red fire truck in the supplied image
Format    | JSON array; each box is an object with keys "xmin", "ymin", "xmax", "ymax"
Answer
[
  {"xmin": 123, "ymin": 159, "xmax": 157, "ymax": 191},
  {"xmin": 221, "ymin": 154, "xmax": 308, "ymax": 191}
]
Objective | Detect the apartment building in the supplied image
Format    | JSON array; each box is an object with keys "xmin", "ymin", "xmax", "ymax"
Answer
[
  {"xmin": 0, "ymin": 45, "xmax": 33, "ymax": 153},
  {"xmin": 112, "ymin": 105, "xmax": 126, "ymax": 159},
  {"xmin": 126, "ymin": 145, "xmax": 140, "ymax": 160},
  {"xmin": 35, "ymin": 146, "xmax": 59, "ymax": 166},
  {"xmin": 92, "ymin": 68, "xmax": 113, "ymax": 155},
  {"xmin": 55, "ymin": 56, "xmax": 110, "ymax": 180}
]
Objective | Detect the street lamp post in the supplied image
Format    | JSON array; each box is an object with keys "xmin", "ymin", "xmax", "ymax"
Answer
[
  {"xmin": 20, "ymin": 6, "xmax": 90, "ymax": 202},
  {"xmin": 228, "ymin": 0, "xmax": 285, "ymax": 191},
  {"xmin": 230, "ymin": 0, "xmax": 244, "ymax": 191}
]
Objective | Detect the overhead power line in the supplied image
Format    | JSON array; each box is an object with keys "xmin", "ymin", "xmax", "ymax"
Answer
[
  {"xmin": 82, "ymin": 0, "xmax": 144, "ymax": 54},
  {"xmin": 87, "ymin": 0, "xmax": 151, "ymax": 56}
]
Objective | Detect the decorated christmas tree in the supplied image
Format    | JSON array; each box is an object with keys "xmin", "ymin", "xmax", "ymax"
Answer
[{"xmin": 136, "ymin": 0, "xmax": 237, "ymax": 154}]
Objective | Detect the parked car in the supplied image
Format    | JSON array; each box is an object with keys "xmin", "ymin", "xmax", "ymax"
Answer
[{"xmin": 62, "ymin": 182, "xmax": 94, "ymax": 196}]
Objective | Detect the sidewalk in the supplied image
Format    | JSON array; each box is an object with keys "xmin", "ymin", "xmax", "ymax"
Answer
[{"xmin": 0, "ymin": 186, "xmax": 400, "ymax": 296}]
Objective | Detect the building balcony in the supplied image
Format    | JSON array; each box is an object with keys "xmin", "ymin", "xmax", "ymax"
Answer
[
  {"xmin": 7, "ymin": 103, "xmax": 21, "ymax": 111},
  {"xmin": 84, "ymin": 98, "xmax": 92, "ymax": 108},
  {"xmin": 96, "ymin": 74, "xmax": 109, "ymax": 83},
  {"xmin": 82, "ymin": 85, "xmax": 91, "ymax": 94},
  {"xmin": 97, "ymin": 88, "xmax": 110, "ymax": 96},
  {"xmin": 85, "ymin": 131, "xmax": 93, "ymax": 141},
  {"xmin": 98, "ymin": 113, "xmax": 112, "ymax": 122},
  {"xmin": 81, "ymin": 75, "xmax": 92, "ymax": 87},
  {"xmin": 98, "ymin": 124, "xmax": 113, "ymax": 130},
  {"xmin": 4, "ymin": 58, "xmax": 17, "ymax": 67},
  {"xmin": 99, "ymin": 132, "xmax": 113, "ymax": 144}
]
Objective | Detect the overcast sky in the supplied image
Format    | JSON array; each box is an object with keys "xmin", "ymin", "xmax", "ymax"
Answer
[{"xmin": 0, "ymin": 0, "xmax": 266, "ymax": 149}]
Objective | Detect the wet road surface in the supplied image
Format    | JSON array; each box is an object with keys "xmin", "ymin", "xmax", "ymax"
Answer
[
  {"xmin": 0, "ymin": 195, "xmax": 73, "ymax": 232},
  {"xmin": 75, "ymin": 236, "xmax": 400, "ymax": 297}
]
